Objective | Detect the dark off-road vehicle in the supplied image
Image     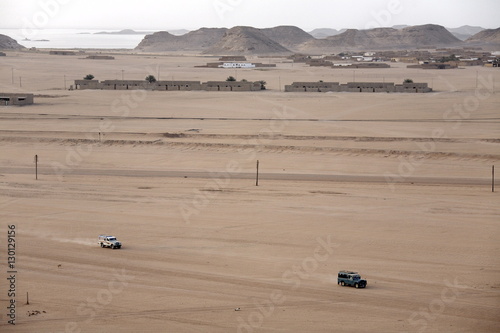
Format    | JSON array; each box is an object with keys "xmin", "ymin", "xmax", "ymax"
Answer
[{"xmin": 337, "ymin": 271, "xmax": 367, "ymax": 288}]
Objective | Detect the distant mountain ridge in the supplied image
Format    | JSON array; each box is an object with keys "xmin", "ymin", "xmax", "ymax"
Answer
[
  {"xmin": 447, "ymin": 25, "xmax": 485, "ymax": 41},
  {"xmin": 297, "ymin": 24, "xmax": 462, "ymax": 52},
  {"xmin": 311, "ymin": 25, "xmax": 485, "ymax": 41},
  {"xmin": 132, "ymin": 24, "xmax": 500, "ymax": 54}
]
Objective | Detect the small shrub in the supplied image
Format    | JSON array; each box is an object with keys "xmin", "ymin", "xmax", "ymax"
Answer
[{"xmin": 145, "ymin": 75, "xmax": 156, "ymax": 83}]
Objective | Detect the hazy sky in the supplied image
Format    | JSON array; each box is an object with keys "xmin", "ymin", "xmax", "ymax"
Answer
[{"xmin": 2, "ymin": 0, "xmax": 499, "ymax": 31}]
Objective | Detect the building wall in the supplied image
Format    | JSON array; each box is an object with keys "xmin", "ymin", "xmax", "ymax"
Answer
[
  {"xmin": 86, "ymin": 55, "xmax": 115, "ymax": 60},
  {"xmin": 285, "ymin": 82, "xmax": 340, "ymax": 92},
  {"xmin": 219, "ymin": 63, "xmax": 256, "ymax": 68},
  {"xmin": 0, "ymin": 93, "xmax": 34, "ymax": 106},
  {"xmin": 74, "ymin": 80, "xmax": 103, "ymax": 89},
  {"xmin": 201, "ymin": 81, "xmax": 258, "ymax": 91},
  {"xmin": 50, "ymin": 51, "xmax": 76, "ymax": 56},
  {"xmin": 287, "ymin": 82, "xmax": 430, "ymax": 93},
  {"xmin": 219, "ymin": 56, "xmax": 247, "ymax": 62},
  {"xmin": 154, "ymin": 81, "xmax": 202, "ymax": 91}
]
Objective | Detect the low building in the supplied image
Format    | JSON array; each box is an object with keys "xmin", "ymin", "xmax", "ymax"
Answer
[
  {"xmin": 201, "ymin": 81, "xmax": 262, "ymax": 91},
  {"xmin": 484, "ymin": 59, "xmax": 500, "ymax": 67},
  {"xmin": 153, "ymin": 81, "xmax": 202, "ymax": 91},
  {"xmin": 331, "ymin": 63, "xmax": 390, "ymax": 69},
  {"xmin": 285, "ymin": 82, "xmax": 432, "ymax": 93},
  {"xmin": 340, "ymin": 82, "xmax": 396, "ymax": 92},
  {"xmin": 86, "ymin": 55, "xmax": 115, "ymax": 60},
  {"xmin": 74, "ymin": 79, "xmax": 103, "ymax": 90},
  {"xmin": 219, "ymin": 63, "xmax": 256, "ymax": 68},
  {"xmin": 50, "ymin": 50, "xmax": 76, "ymax": 56},
  {"xmin": 219, "ymin": 56, "xmax": 247, "ymax": 61},
  {"xmin": 196, "ymin": 62, "xmax": 276, "ymax": 68},
  {"xmin": 407, "ymin": 63, "xmax": 457, "ymax": 69},
  {"xmin": 100, "ymin": 80, "xmax": 147, "ymax": 90},
  {"xmin": 307, "ymin": 59, "xmax": 333, "ymax": 67},
  {"xmin": 0, "ymin": 93, "xmax": 34, "ymax": 106},
  {"xmin": 74, "ymin": 79, "xmax": 260, "ymax": 91},
  {"xmin": 394, "ymin": 82, "xmax": 432, "ymax": 93},
  {"xmin": 285, "ymin": 82, "xmax": 340, "ymax": 92}
]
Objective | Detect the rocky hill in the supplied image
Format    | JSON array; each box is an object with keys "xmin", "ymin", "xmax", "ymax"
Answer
[
  {"xmin": 309, "ymin": 28, "xmax": 346, "ymax": 39},
  {"xmin": 0, "ymin": 34, "xmax": 25, "ymax": 49},
  {"xmin": 135, "ymin": 28, "xmax": 227, "ymax": 52},
  {"xmin": 136, "ymin": 24, "xmax": 469, "ymax": 54},
  {"xmin": 400, "ymin": 24, "xmax": 462, "ymax": 46},
  {"xmin": 260, "ymin": 26, "xmax": 314, "ymax": 50},
  {"xmin": 466, "ymin": 27, "xmax": 500, "ymax": 45},
  {"xmin": 298, "ymin": 24, "xmax": 462, "ymax": 52},
  {"xmin": 204, "ymin": 26, "xmax": 290, "ymax": 55}
]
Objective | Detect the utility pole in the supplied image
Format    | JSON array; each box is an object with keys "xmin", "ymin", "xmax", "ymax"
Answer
[
  {"xmin": 493, "ymin": 165, "xmax": 495, "ymax": 193},
  {"xmin": 121, "ymin": 69, "xmax": 124, "ymax": 80},
  {"xmin": 256, "ymin": 160, "xmax": 260, "ymax": 186},
  {"xmin": 34, "ymin": 155, "xmax": 38, "ymax": 180}
]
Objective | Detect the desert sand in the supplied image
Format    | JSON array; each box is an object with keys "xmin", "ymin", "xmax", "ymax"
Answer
[{"xmin": 0, "ymin": 51, "xmax": 499, "ymax": 332}]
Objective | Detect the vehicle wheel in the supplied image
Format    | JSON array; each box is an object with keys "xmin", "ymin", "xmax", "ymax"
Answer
[
  {"xmin": 355, "ymin": 283, "xmax": 359, "ymax": 289},
  {"xmin": 341, "ymin": 281, "xmax": 345, "ymax": 286},
  {"xmin": 100, "ymin": 243, "xmax": 104, "ymax": 248}
]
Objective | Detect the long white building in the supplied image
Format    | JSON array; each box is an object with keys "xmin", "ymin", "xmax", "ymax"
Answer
[{"xmin": 218, "ymin": 63, "xmax": 256, "ymax": 68}]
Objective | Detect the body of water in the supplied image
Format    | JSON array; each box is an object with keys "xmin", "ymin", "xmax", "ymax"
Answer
[{"xmin": 0, "ymin": 29, "xmax": 149, "ymax": 49}]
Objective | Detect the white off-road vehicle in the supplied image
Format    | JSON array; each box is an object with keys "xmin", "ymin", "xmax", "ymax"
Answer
[{"xmin": 98, "ymin": 235, "xmax": 122, "ymax": 249}]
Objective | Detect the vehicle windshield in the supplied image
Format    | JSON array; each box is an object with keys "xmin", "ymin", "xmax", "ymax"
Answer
[
  {"xmin": 352, "ymin": 275, "xmax": 361, "ymax": 280},
  {"xmin": 108, "ymin": 237, "xmax": 116, "ymax": 241}
]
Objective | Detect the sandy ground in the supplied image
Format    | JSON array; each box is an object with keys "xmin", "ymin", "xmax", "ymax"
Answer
[{"xmin": 0, "ymin": 50, "xmax": 499, "ymax": 332}]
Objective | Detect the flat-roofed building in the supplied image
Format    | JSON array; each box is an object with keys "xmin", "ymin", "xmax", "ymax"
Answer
[
  {"xmin": 340, "ymin": 82, "xmax": 396, "ymax": 93},
  {"xmin": 0, "ymin": 93, "xmax": 34, "ymax": 106},
  {"xmin": 201, "ymin": 81, "xmax": 262, "ymax": 91},
  {"xmin": 50, "ymin": 50, "xmax": 76, "ymax": 56},
  {"xmin": 285, "ymin": 82, "xmax": 340, "ymax": 92},
  {"xmin": 74, "ymin": 79, "xmax": 103, "ymax": 90},
  {"xmin": 284, "ymin": 82, "xmax": 432, "ymax": 93},
  {"xmin": 153, "ymin": 81, "xmax": 202, "ymax": 91}
]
